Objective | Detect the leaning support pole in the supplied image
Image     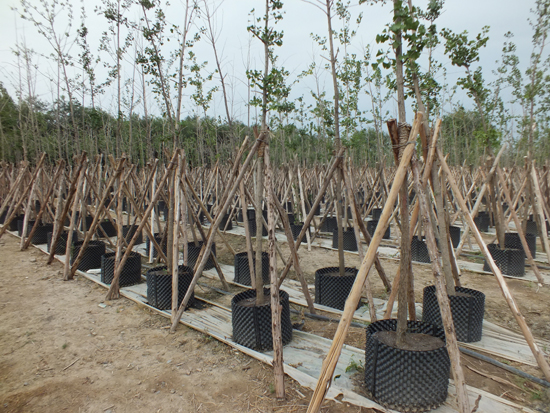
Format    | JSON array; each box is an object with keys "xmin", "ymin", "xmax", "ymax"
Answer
[
  {"xmin": 411, "ymin": 157, "xmax": 470, "ymax": 413},
  {"xmin": 306, "ymin": 112, "xmax": 423, "ymax": 413},
  {"xmin": 438, "ymin": 147, "xmax": 550, "ymax": 382}
]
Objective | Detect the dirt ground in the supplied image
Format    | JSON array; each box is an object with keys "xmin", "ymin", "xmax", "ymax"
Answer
[
  {"xmin": 0, "ymin": 233, "xmax": 369, "ymax": 413},
  {"xmin": 2, "ymin": 227, "xmax": 550, "ymax": 413}
]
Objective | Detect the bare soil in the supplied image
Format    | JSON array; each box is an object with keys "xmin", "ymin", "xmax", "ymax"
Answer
[{"xmin": 0, "ymin": 233, "xmax": 370, "ymax": 413}]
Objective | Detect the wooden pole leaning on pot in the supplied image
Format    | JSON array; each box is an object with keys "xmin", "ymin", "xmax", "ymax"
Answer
[
  {"xmin": 438, "ymin": 148, "xmax": 550, "ymax": 383},
  {"xmin": 0, "ymin": 154, "xmax": 46, "ymax": 240},
  {"xmin": 306, "ymin": 112, "xmax": 423, "ymax": 413},
  {"xmin": 410, "ymin": 156, "xmax": 470, "ymax": 413},
  {"xmin": 455, "ymin": 144, "xmax": 507, "ymax": 256},
  {"xmin": 172, "ymin": 154, "xmax": 183, "ymax": 323},
  {"xmin": 22, "ymin": 160, "xmax": 65, "ymax": 250},
  {"xmin": 105, "ymin": 151, "xmax": 180, "ymax": 300},
  {"xmin": 496, "ymin": 167, "xmax": 544, "ymax": 285},
  {"xmin": 170, "ymin": 136, "xmax": 263, "ymax": 333}
]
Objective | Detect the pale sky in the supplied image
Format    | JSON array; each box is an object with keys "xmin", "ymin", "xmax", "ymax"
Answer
[{"xmin": 0, "ymin": 0, "xmax": 539, "ymax": 124}]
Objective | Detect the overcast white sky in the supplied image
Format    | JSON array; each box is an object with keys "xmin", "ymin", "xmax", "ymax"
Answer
[{"xmin": 0, "ymin": 0, "xmax": 539, "ymax": 124}]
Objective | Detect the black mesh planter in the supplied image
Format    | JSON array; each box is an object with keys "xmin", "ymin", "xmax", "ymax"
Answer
[
  {"xmin": 186, "ymin": 241, "xmax": 216, "ymax": 271},
  {"xmin": 233, "ymin": 251, "xmax": 269, "ymax": 286},
  {"xmin": 314, "ymin": 267, "xmax": 358, "ymax": 311},
  {"xmin": 47, "ymin": 231, "xmax": 78, "ymax": 255},
  {"xmin": 8, "ymin": 215, "xmax": 23, "ymax": 232},
  {"xmin": 504, "ymin": 232, "xmax": 536, "ymax": 258},
  {"xmin": 146, "ymin": 265, "xmax": 195, "ymax": 310},
  {"xmin": 123, "ymin": 224, "xmax": 143, "ymax": 244},
  {"xmin": 306, "ymin": 203, "xmax": 321, "ymax": 216},
  {"xmin": 474, "ymin": 212, "xmax": 490, "ymax": 232},
  {"xmin": 231, "ymin": 288, "xmax": 292, "ymax": 351},
  {"xmin": 290, "ymin": 223, "xmax": 309, "ymax": 243},
  {"xmin": 371, "ymin": 208, "xmax": 382, "ymax": 220},
  {"xmin": 16, "ymin": 217, "xmax": 25, "ymax": 236},
  {"xmin": 525, "ymin": 220, "xmax": 538, "ymax": 236},
  {"xmin": 483, "ymin": 244, "xmax": 525, "ymax": 277},
  {"xmin": 332, "ymin": 228, "xmax": 358, "ymax": 251},
  {"xmin": 284, "ymin": 201, "xmax": 293, "ymax": 212},
  {"xmin": 448, "ymin": 225, "xmax": 461, "ymax": 248},
  {"xmin": 145, "ymin": 233, "xmax": 167, "ymax": 258},
  {"xmin": 23, "ymin": 221, "xmax": 53, "ymax": 245},
  {"xmin": 411, "ymin": 236, "xmax": 431, "ymax": 263},
  {"xmin": 365, "ymin": 319, "xmax": 450, "ymax": 412},
  {"xmin": 320, "ymin": 216, "xmax": 338, "ymax": 233},
  {"xmin": 0, "ymin": 210, "xmax": 7, "ymax": 224},
  {"xmin": 218, "ymin": 213, "xmax": 233, "ymax": 231},
  {"xmin": 367, "ymin": 220, "xmax": 390, "ymax": 240},
  {"xmin": 79, "ymin": 215, "xmax": 94, "ymax": 232},
  {"xmin": 96, "ymin": 220, "xmax": 117, "ymax": 238},
  {"xmin": 247, "ymin": 219, "xmax": 268, "ymax": 237},
  {"xmin": 422, "ymin": 285, "xmax": 485, "ymax": 343},
  {"xmin": 237, "ymin": 208, "xmax": 255, "ymax": 223},
  {"xmin": 71, "ymin": 240, "xmax": 106, "ymax": 271},
  {"xmin": 101, "ymin": 251, "xmax": 142, "ymax": 287}
]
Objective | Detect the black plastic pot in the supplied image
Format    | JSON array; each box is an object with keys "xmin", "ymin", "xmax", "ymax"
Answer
[
  {"xmin": 21, "ymin": 221, "xmax": 53, "ymax": 245},
  {"xmin": 448, "ymin": 225, "xmax": 461, "ymax": 248},
  {"xmin": 146, "ymin": 265, "xmax": 195, "ymax": 310},
  {"xmin": 145, "ymin": 233, "xmax": 167, "ymax": 258},
  {"xmin": 247, "ymin": 219, "xmax": 268, "ymax": 237},
  {"xmin": 367, "ymin": 220, "xmax": 390, "ymax": 240},
  {"xmin": 422, "ymin": 285, "xmax": 485, "ymax": 343},
  {"xmin": 8, "ymin": 215, "xmax": 22, "ymax": 232},
  {"xmin": 218, "ymin": 213, "xmax": 233, "ymax": 231},
  {"xmin": 315, "ymin": 267, "xmax": 358, "ymax": 311},
  {"xmin": 231, "ymin": 288, "xmax": 292, "ymax": 351},
  {"xmin": 365, "ymin": 319, "xmax": 450, "ymax": 412},
  {"xmin": 233, "ymin": 251, "xmax": 269, "ymax": 286},
  {"xmin": 474, "ymin": 212, "xmax": 490, "ymax": 232},
  {"xmin": 483, "ymin": 243, "xmax": 525, "ymax": 277},
  {"xmin": 79, "ymin": 215, "xmax": 94, "ymax": 232},
  {"xmin": 96, "ymin": 220, "xmax": 117, "ymax": 237},
  {"xmin": 319, "ymin": 216, "xmax": 338, "ymax": 233},
  {"xmin": 411, "ymin": 236, "xmax": 431, "ymax": 263},
  {"xmin": 306, "ymin": 203, "xmax": 321, "ymax": 216},
  {"xmin": 0, "ymin": 210, "xmax": 7, "ymax": 224},
  {"xmin": 101, "ymin": 251, "xmax": 142, "ymax": 287},
  {"xmin": 371, "ymin": 208, "xmax": 382, "ymax": 220},
  {"xmin": 290, "ymin": 223, "xmax": 309, "ymax": 243},
  {"xmin": 47, "ymin": 231, "xmax": 77, "ymax": 255},
  {"xmin": 525, "ymin": 220, "xmax": 538, "ymax": 236},
  {"xmin": 332, "ymin": 228, "xmax": 358, "ymax": 251},
  {"xmin": 186, "ymin": 241, "xmax": 216, "ymax": 271},
  {"xmin": 122, "ymin": 224, "xmax": 143, "ymax": 244},
  {"xmin": 71, "ymin": 240, "xmax": 106, "ymax": 271},
  {"xmin": 505, "ymin": 232, "xmax": 536, "ymax": 258},
  {"xmin": 284, "ymin": 201, "xmax": 293, "ymax": 213},
  {"xmin": 237, "ymin": 208, "xmax": 255, "ymax": 223}
]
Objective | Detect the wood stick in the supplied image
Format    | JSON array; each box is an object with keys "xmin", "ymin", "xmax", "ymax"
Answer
[
  {"xmin": 306, "ymin": 112, "xmax": 423, "ymax": 413},
  {"xmin": 438, "ymin": 147, "xmax": 550, "ymax": 383},
  {"xmin": 530, "ymin": 163, "xmax": 550, "ymax": 264}
]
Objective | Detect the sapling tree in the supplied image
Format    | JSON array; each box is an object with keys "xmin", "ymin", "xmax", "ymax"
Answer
[{"xmin": 246, "ymin": 0, "xmax": 288, "ymax": 305}]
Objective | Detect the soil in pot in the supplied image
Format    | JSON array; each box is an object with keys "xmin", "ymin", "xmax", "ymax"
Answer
[
  {"xmin": 315, "ymin": 267, "xmax": 359, "ymax": 311},
  {"xmin": 71, "ymin": 240, "xmax": 106, "ymax": 271},
  {"xmin": 186, "ymin": 241, "xmax": 216, "ymax": 271},
  {"xmin": 483, "ymin": 244, "xmax": 525, "ymax": 277},
  {"xmin": 233, "ymin": 251, "xmax": 269, "ymax": 286},
  {"xmin": 422, "ymin": 285, "xmax": 485, "ymax": 343},
  {"xmin": 365, "ymin": 319, "xmax": 450, "ymax": 412},
  {"xmin": 332, "ymin": 228, "xmax": 358, "ymax": 251},
  {"xmin": 101, "ymin": 251, "xmax": 142, "ymax": 287},
  {"xmin": 146, "ymin": 264, "xmax": 194, "ymax": 310},
  {"xmin": 366, "ymin": 220, "xmax": 390, "ymax": 240},
  {"xmin": 231, "ymin": 288, "xmax": 292, "ymax": 351}
]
